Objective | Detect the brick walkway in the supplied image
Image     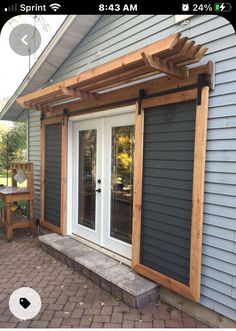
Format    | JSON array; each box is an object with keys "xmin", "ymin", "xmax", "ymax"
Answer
[{"xmin": 0, "ymin": 229, "xmax": 209, "ymax": 328}]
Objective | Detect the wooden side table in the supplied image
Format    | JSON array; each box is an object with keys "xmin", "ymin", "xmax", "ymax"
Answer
[{"xmin": 0, "ymin": 187, "xmax": 35, "ymax": 241}]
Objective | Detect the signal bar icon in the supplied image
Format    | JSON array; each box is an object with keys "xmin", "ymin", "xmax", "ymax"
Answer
[
  {"xmin": 4, "ymin": 3, "xmax": 17, "ymax": 11},
  {"xmin": 50, "ymin": 3, "xmax": 61, "ymax": 11}
]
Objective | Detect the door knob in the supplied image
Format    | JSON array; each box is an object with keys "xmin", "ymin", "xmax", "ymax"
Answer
[{"xmin": 95, "ymin": 188, "xmax": 101, "ymax": 193}]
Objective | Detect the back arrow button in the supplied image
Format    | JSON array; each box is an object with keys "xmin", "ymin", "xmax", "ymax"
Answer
[
  {"xmin": 21, "ymin": 34, "xmax": 28, "ymax": 46},
  {"xmin": 9, "ymin": 24, "xmax": 41, "ymax": 56}
]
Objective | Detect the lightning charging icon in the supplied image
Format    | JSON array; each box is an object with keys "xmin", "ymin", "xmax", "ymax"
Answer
[
  {"xmin": 220, "ymin": 3, "xmax": 225, "ymax": 10},
  {"xmin": 214, "ymin": 2, "xmax": 232, "ymax": 12}
]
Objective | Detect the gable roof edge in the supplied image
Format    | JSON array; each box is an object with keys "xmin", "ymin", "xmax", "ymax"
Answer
[{"xmin": 0, "ymin": 15, "xmax": 101, "ymax": 121}]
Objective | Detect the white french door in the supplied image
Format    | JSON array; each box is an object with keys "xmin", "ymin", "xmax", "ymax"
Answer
[
  {"xmin": 72, "ymin": 118, "xmax": 102, "ymax": 245},
  {"xmin": 72, "ymin": 112, "xmax": 135, "ymax": 259}
]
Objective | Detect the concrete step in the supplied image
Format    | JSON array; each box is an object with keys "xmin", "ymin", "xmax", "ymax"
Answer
[{"xmin": 39, "ymin": 233, "xmax": 159, "ymax": 308}]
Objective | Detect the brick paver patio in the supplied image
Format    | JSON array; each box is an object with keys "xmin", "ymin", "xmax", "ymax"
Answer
[{"xmin": 0, "ymin": 229, "xmax": 209, "ymax": 328}]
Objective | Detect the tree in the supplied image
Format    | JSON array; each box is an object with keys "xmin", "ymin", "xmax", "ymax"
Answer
[{"xmin": 0, "ymin": 121, "xmax": 27, "ymax": 185}]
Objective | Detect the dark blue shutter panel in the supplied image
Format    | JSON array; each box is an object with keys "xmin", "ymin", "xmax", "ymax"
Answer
[
  {"xmin": 44, "ymin": 123, "xmax": 62, "ymax": 227},
  {"xmin": 140, "ymin": 101, "xmax": 196, "ymax": 285}
]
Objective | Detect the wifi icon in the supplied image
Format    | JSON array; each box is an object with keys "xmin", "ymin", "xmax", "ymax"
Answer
[{"xmin": 50, "ymin": 3, "xmax": 61, "ymax": 11}]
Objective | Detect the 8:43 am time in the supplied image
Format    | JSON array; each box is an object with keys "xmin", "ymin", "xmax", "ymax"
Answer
[{"xmin": 98, "ymin": 3, "xmax": 138, "ymax": 12}]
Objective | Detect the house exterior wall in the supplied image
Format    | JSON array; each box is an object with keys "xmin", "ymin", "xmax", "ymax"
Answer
[{"xmin": 29, "ymin": 15, "xmax": 236, "ymax": 320}]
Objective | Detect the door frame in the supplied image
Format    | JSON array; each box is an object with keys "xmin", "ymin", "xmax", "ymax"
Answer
[{"xmin": 66, "ymin": 105, "xmax": 135, "ymax": 242}]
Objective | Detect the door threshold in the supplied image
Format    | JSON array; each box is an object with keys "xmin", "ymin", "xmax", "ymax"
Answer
[{"xmin": 71, "ymin": 233, "xmax": 131, "ymax": 267}]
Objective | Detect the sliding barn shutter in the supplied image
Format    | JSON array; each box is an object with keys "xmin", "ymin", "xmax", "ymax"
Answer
[
  {"xmin": 41, "ymin": 116, "xmax": 67, "ymax": 235},
  {"xmin": 44, "ymin": 123, "xmax": 62, "ymax": 228},
  {"xmin": 141, "ymin": 101, "xmax": 196, "ymax": 286},
  {"xmin": 133, "ymin": 84, "xmax": 209, "ymax": 302}
]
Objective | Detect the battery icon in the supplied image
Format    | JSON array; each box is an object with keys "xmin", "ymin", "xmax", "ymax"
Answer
[{"xmin": 214, "ymin": 3, "xmax": 232, "ymax": 12}]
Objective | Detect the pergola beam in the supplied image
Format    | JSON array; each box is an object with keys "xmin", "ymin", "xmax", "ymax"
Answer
[{"xmin": 48, "ymin": 62, "xmax": 213, "ymax": 114}]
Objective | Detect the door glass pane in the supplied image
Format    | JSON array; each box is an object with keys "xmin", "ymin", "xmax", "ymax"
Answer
[
  {"xmin": 78, "ymin": 129, "xmax": 96, "ymax": 230},
  {"xmin": 110, "ymin": 125, "xmax": 134, "ymax": 244}
]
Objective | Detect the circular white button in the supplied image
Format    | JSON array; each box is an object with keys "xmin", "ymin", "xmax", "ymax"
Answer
[
  {"xmin": 9, "ymin": 24, "xmax": 41, "ymax": 56},
  {"xmin": 9, "ymin": 287, "xmax": 41, "ymax": 320}
]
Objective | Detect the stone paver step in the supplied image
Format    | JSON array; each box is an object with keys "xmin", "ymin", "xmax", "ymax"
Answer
[{"xmin": 39, "ymin": 233, "xmax": 159, "ymax": 308}]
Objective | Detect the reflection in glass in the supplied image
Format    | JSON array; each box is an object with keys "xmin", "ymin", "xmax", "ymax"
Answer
[
  {"xmin": 110, "ymin": 125, "xmax": 134, "ymax": 244},
  {"xmin": 78, "ymin": 130, "xmax": 96, "ymax": 230}
]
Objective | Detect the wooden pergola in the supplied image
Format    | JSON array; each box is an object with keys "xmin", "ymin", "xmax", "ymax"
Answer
[{"xmin": 17, "ymin": 33, "xmax": 208, "ymax": 114}]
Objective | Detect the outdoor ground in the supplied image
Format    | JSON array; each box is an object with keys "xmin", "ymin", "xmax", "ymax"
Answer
[{"xmin": 0, "ymin": 227, "xmax": 209, "ymax": 328}]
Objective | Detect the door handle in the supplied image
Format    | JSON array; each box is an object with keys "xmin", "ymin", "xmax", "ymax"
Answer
[{"xmin": 95, "ymin": 188, "xmax": 101, "ymax": 193}]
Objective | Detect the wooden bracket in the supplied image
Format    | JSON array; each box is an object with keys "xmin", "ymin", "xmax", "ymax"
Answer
[
  {"xmin": 26, "ymin": 101, "xmax": 44, "ymax": 111},
  {"xmin": 24, "ymin": 101, "xmax": 32, "ymax": 109},
  {"xmin": 42, "ymin": 105, "xmax": 50, "ymax": 113},
  {"xmin": 61, "ymin": 87, "xmax": 98, "ymax": 101},
  {"xmin": 141, "ymin": 52, "xmax": 189, "ymax": 79},
  {"xmin": 17, "ymin": 101, "xmax": 29, "ymax": 109},
  {"xmin": 61, "ymin": 87, "xmax": 77, "ymax": 97}
]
